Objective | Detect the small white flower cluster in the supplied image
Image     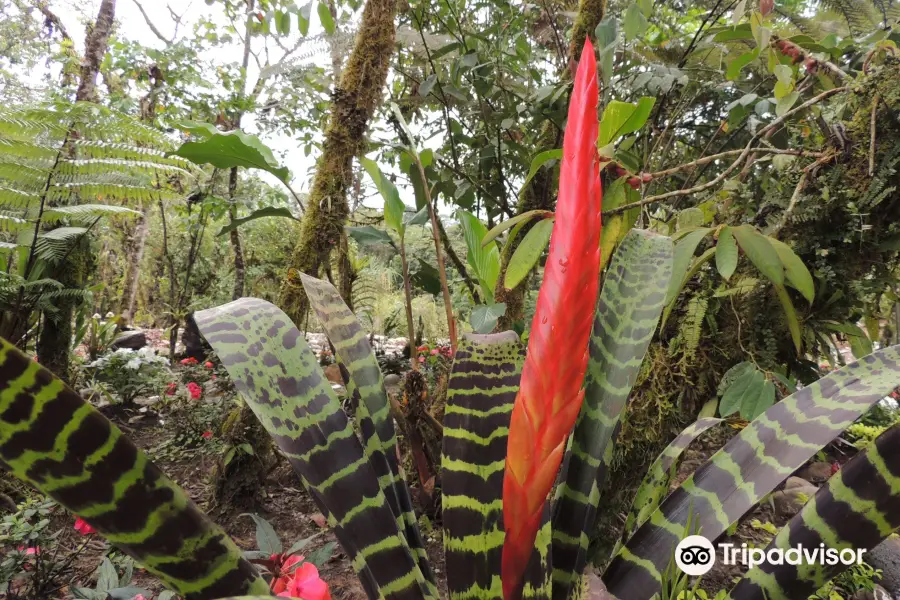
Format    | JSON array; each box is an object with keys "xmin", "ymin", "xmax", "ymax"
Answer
[{"xmin": 89, "ymin": 347, "xmax": 167, "ymax": 370}]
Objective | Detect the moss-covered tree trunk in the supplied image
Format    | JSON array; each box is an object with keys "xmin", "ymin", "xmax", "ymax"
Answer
[
  {"xmin": 279, "ymin": 0, "xmax": 398, "ymax": 322},
  {"xmin": 494, "ymin": 0, "xmax": 606, "ymax": 329},
  {"xmin": 37, "ymin": 0, "xmax": 116, "ymax": 380}
]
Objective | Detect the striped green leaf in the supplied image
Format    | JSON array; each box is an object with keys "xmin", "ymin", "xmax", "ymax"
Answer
[
  {"xmin": 728, "ymin": 422, "xmax": 900, "ymax": 600},
  {"xmin": 604, "ymin": 345, "xmax": 900, "ymax": 600},
  {"xmin": 619, "ymin": 418, "xmax": 723, "ymax": 546},
  {"xmin": 195, "ymin": 299, "xmax": 431, "ymax": 600},
  {"xmin": 441, "ymin": 332, "xmax": 550, "ymax": 600},
  {"xmin": 0, "ymin": 337, "xmax": 270, "ymax": 600},
  {"xmin": 550, "ymin": 229, "xmax": 674, "ymax": 600},
  {"xmin": 298, "ymin": 273, "xmax": 437, "ymax": 596}
]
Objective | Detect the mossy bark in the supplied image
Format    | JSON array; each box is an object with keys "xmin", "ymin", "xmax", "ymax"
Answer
[
  {"xmin": 493, "ymin": 0, "xmax": 605, "ymax": 329},
  {"xmin": 279, "ymin": 0, "xmax": 398, "ymax": 322}
]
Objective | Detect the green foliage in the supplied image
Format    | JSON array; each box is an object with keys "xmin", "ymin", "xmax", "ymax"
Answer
[{"xmin": 85, "ymin": 347, "xmax": 171, "ymax": 404}]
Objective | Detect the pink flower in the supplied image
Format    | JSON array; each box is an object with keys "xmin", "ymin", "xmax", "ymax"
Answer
[
  {"xmin": 276, "ymin": 562, "xmax": 331, "ymax": 600},
  {"xmin": 430, "ymin": 348, "xmax": 439, "ymax": 356},
  {"xmin": 32, "ymin": 355, "xmax": 39, "ymax": 362},
  {"xmin": 202, "ymin": 431, "xmax": 213, "ymax": 439},
  {"xmin": 271, "ymin": 554, "xmax": 305, "ymax": 594},
  {"xmin": 180, "ymin": 357, "xmax": 198, "ymax": 365},
  {"xmin": 832, "ymin": 461, "xmax": 841, "ymax": 474},
  {"xmin": 187, "ymin": 382, "xmax": 202, "ymax": 400},
  {"xmin": 166, "ymin": 382, "xmax": 177, "ymax": 396},
  {"xmin": 133, "ymin": 596, "xmax": 147, "ymax": 600},
  {"xmin": 17, "ymin": 546, "xmax": 39, "ymax": 555},
  {"xmin": 74, "ymin": 517, "xmax": 95, "ymax": 536},
  {"xmin": 418, "ymin": 356, "xmax": 425, "ymax": 363},
  {"xmin": 204, "ymin": 361, "xmax": 214, "ymax": 369},
  {"xmin": 211, "ymin": 374, "xmax": 217, "ymax": 380}
]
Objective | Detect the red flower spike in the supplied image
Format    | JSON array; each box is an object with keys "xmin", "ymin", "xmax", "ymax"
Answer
[{"xmin": 501, "ymin": 38, "xmax": 602, "ymax": 600}]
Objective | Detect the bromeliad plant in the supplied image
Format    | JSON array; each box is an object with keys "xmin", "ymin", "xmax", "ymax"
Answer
[{"xmin": 3, "ymin": 39, "xmax": 900, "ymax": 600}]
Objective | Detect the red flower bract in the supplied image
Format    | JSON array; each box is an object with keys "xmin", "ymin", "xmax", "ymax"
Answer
[
  {"xmin": 501, "ymin": 38, "xmax": 602, "ymax": 600},
  {"xmin": 74, "ymin": 517, "xmax": 95, "ymax": 536}
]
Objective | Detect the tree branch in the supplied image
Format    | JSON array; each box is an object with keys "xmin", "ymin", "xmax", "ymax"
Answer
[
  {"xmin": 604, "ymin": 86, "xmax": 848, "ymax": 217},
  {"xmin": 33, "ymin": 1, "xmax": 71, "ymax": 42},
  {"xmin": 131, "ymin": 0, "xmax": 172, "ymax": 45}
]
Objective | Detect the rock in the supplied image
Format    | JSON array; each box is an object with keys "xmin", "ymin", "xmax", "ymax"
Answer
[
  {"xmin": 853, "ymin": 584, "xmax": 892, "ymax": 600},
  {"xmin": 784, "ymin": 476, "xmax": 811, "ymax": 490},
  {"xmin": 796, "ymin": 461, "xmax": 835, "ymax": 483},
  {"xmin": 772, "ymin": 483, "xmax": 818, "ymax": 518},
  {"xmin": 865, "ymin": 537, "xmax": 900, "ymax": 598},
  {"xmin": 135, "ymin": 395, "xmax": 160, "ymax": 407},
  {"xmin": 384, "ymin": 373, "xmax": 402, "ymax": 390},
  {"xmin": 110, "ymin": 330, "xmax": 147, "ymax": 350},
  {"xmin": 324, "ymin": 363, "xmax": 344, "ymax": 385}
]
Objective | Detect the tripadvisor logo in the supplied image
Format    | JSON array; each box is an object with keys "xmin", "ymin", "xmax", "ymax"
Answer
[{"xmin": 674, "ymin": 536, "xmax": 867, "ymax": 576}]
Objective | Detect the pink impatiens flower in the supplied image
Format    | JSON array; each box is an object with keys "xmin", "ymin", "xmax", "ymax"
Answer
[
  {"xmin": 180, "ymin": 357, "xmax": 198, "ymax": 365},
  {"xmin": 204, "ymin": 361, "xmax": 214, "ymax": 369},
  {"xmin": 276, "ymin": 562, "xmax": 331, "ymax": 600},
  {"xmin": 166, "ymin": 382, "xmax": 177, "ymax": 396},
  {"xmin": 187, "ymin": 382, "xmax": 202, "ymax": 400},
  {"xmin": 74, "ymin": 517, "xmax": 95, "ymax": 536},
  {"xmin": 271, "ymin": 554, "xmax": 306, "ymax": 595}
]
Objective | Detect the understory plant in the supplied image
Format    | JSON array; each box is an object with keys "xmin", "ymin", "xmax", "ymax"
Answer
[{"xmin": 3, "ymin": 40, "xmax": 900, "ymax": 600}]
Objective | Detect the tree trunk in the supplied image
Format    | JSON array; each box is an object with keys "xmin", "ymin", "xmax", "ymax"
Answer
[
  {"xmin": 493, "ymin": 0, "xmax": 605, "ymax": 329},
  {"xmin": 119, "ymin": 206, "xmax": 150, "ymax": 322},
  {"xmin": 75, "ymin": 0, "xmax": 116, "ymax": 103},
  {"xmin": 279, "ymin": 0, "xmax": 398, "ymax": 323},
  {"xmin": 228, "ymin": 168, "xmax": 245, "ymax": 300},
  {"xmin": 38, "ymin": 0, "xmax": 116, "ymax": 379}
]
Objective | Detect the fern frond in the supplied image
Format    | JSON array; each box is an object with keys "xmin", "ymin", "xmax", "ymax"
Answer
[
  {"xmin": 678, "ymin": 295, "xmax": 708, "ymax": 361},
  {"xmin": 42, "ymin": 204, "xmax": 140, "ymax": 223}
]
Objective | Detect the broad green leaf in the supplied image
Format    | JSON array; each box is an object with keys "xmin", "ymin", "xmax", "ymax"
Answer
[
  {"xmin": 171, "ymin": 126, "xmax": 290, "ymax": 183},
  {"xmin": 624, "ymin": 3, "xmax": 648, "ymax": 38},
  {"xmin": 599, "ymin": 98, "xmax": 657, "ymax": 146},
  {"xmin": 287, "ymin": 533, "xmax": 320, "ymax": 556},
  {"xmin": 732, "ymin": 225, "xmax": 783, "ymax": 285},
  {"xmin": 346, "ymin": 225, "xmax": 395, "ymax": 249},
  {"xmin": 361, "ymin": 157, "xmax": 406, "ymax": 237},
  {"xmin": 442, "ymin": 332, "xmax": 550, "ymax": 599},
  {"xmin": 665, "ymin": 228, "xmax": 712, "ymax": 306},
  {"xmin": 470, "ymin": 303, "xmax": 507, "ymax": 334},
  {"xmin": 730, "ymin": 423, "xmax": 900, "ymax": 599},
  {"xmin": 676, "ymin": 207, "xmax": 704, "ymax": 230},
  {"xmin": 96, "ymin": 558, "xmax": 119, "ymax": 593},
  {"xmin": 405, "ymin": 206, "xmax": 429, "ymax": 227},
  {"xmin": 297, "ymin": 1, "xmax": 312, "ymax": 35},
  {"xmin": 317, "ymin": 1, "xmax": 335, "ymax": 34},
  {"xmin": 482, "ymin": 210, "xmax": 553, "ymax": 247},
  {"xmin": 776, "ymin": 91, "xmax": 800, "ymax": 116},
  {"xmin": 775, "ymin": 284, "xmax": 803, "ymax": 352},
  {"xmin": 745, "ymin": 379, "xmax": 776, "ymax": 421},
  {"xmin": 419, "ymin": 74, "xmax": 437, "ymax": 97},
  {"xmin": 522, "ymin": 149, "xmax": 562, "ymax": 189},
  {"xmin": 595, "ymin": 18, "xmax": 618, "ymax": 86},
  {"xmin": 717, "ymin": 361, "xmax": 756, "ymax": 396},
  {"xmin": 848, "ymin": 325, "xmax": 874, "ymax": 358},
  {"xmin": 726, "ymin": 49, "xmax": 760, "ymax": 81},
  {"xmin": 196, "ymin": 299, "xmax": 434, "ymax": 599},
  {"xmin": 245, "ymin": 513, "xmax": 282, "ymax": 555},
  {"xmin": 411, "ymin": 258, "xmax": 443, "ymax": 295},
  {"xmin": 505, "ymin": 217, "xmax": 554, "ymax": 289},
  {"xmin": 713, "ymin": 23, "xmax": 753, "ymax": 41},
  {"xmin": 599, "ymin": 178, "xmax": 639, "ymax": 272},
  {"xmin": 552, "ymin": 230, "xmax": 673, "ymax": 600},
  {"xmin": 306, "ymin": 541, "xmax": 337, "ymax": 568},
  {"xmin": 768, "ymin": 237, "xmax": 814, "ymax": 303},
  {"xmin": 390, "ymin": 102, "xmax": 418, "ymax": 153},
  {"xmin": 731, "ymin": 0, "xmax": 747, "ymax": 24},
  {"xmin": 298, "ymin": 276, "xmax": 436, "ymax": 592},
  {"xmin": 217, "ymin": 206, "xmax": 298, "ymax": 236},
  {"xmin": 457, "ymin": 209, "xmax": 501, "ymax": 298},
  {"xmin": 0, "ymin": 337, "xmax": 271, "ymax": 598},
  {"xmin": 715, "ymin": 226, "xmax": 738, "ymax": 280},
  {"xmin": 719, "ymin": 369, "xmax": 766, "ymax": 419},
  {"xmin": 607, "ymin": 343, "xmax": 900, "ymax": 600}
]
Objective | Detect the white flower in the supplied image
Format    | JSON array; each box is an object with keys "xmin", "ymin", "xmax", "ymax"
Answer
[
  {"xmin": 92, "ymin": 313, "xmax": 102, "ymax": 320},
  {"xmin": 105, "ymin": 312, "xmax": 115, "ymax": 318}
]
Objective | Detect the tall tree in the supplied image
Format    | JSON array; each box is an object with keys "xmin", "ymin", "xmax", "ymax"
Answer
[
  {"xmin": 279, "ymin": 0, "xmax": 398, "ymax": 323},
  {"xmin": 36, "ymin": 0, "xmax": 117, "ymax": 379}
]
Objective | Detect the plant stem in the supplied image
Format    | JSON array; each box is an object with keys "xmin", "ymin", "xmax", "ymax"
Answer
[
  {"xmin": 417, "ymin": 159, "xmax": 457, "ymax": 351},
  {"xmin": 398, "ymin": 237, "xmax": 418, "ymax": 369}
]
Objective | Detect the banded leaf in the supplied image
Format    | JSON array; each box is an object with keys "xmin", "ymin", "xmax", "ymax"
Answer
[
  {"xmin": 728, "ymin": 422, "xmax": 900, "ymax": 600},
  {"xmin": 604, "ymin": 345, "xmax": 900, "ymax": 600},
  {"xmin": 441, "ymin": 332, "xmax": 550, "ymax": 600},
  {"xmin": 0, "ymin": 337, "xmax": 269, "ymax": 600},
  {"xmin": 550, "ymin": 228, "xmax": 674, "ymax": 600},
  {"xmin": 619, "ymin": 418, "xmax": 723, "ymax": 546},
  {"xmin": 298, "ymin": 273, "xmax": 437, "ymax": 595},
  {"xmin": 195, "ymin": 299, "xmax": 431, "ymax": 600}
]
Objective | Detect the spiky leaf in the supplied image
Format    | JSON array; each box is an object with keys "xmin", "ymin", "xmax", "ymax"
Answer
[
  {"xmin": 0, "ymin": 337, "xmax": 269, "ymax": 600},
  {"xmin": 195, "ymin": 299, "xmax": 432, "ymax": 600},
  {"xmin": 550, "ymin": 229, "xmax": 673, "ymax": 600},
  {"xmin": 729, "ymin": 422, "xmax": 900, "ymax": 600},
  {"xmin": 604, "ymin": 345, "xmax": 900, "ymax": 600}
]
